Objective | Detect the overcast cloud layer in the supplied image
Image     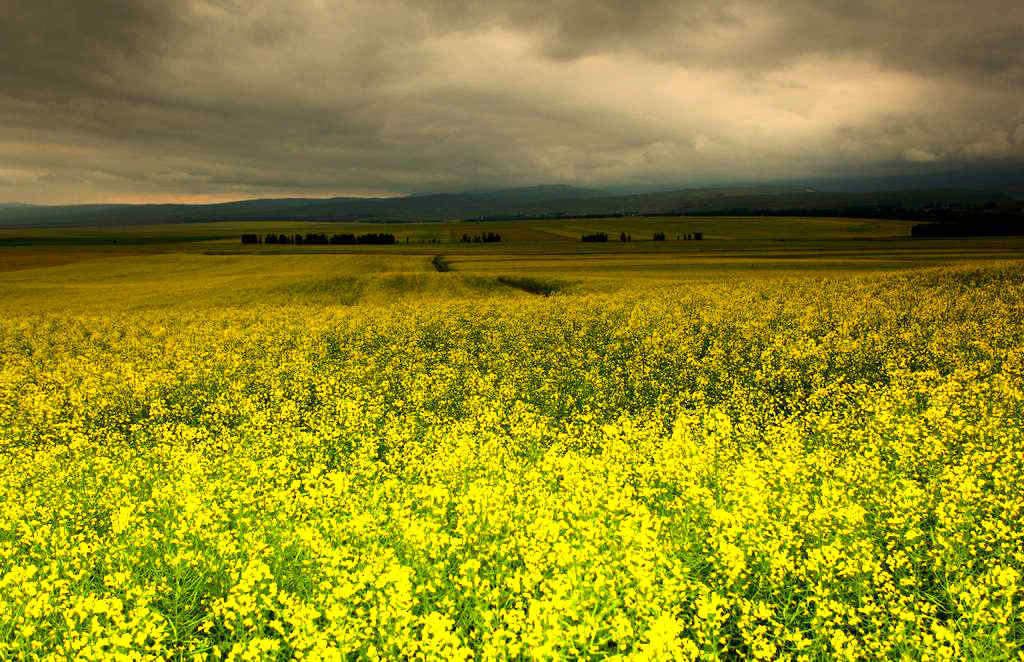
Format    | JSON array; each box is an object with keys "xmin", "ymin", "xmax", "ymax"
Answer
[{"xmin": 2, "ymin": 0, "xmax": 1023, "ymax": 203}]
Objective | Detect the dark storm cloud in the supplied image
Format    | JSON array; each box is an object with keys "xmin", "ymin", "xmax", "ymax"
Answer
[
  {"xmin": 0, "ymin": 0, "xmax": 1021, "ymax": 203},
  {"xmin": 0, "ymin": 0, "xmax": 190, "ymax": 98},
  {"xmin": 412, "ymin": 0, "xmax": 1024, "ymax": 79},
  {"xmin": 414, "ymin": 0, "xmax": 738, "ymax": 60}
]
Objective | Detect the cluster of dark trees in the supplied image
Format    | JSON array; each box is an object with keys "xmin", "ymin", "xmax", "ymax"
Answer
[
  {"xmin": 242, "ymin": 232, "xmax": 397, "ymax": 245},
  {"xmin": 333, "ymin": 233, "xmax": 397, "ymax": 245},
  {"xmin": 583, "ymin": 230, "xmax": 703, "ymax": 242},
  {"xmin": 460, "ymin": 232, "xmax": 502, "ymax": 243}
]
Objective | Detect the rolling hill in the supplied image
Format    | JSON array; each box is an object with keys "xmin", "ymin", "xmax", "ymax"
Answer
[{"xmin": 0, "ymin": 184, "xmax": 1019, "ymax": 228}]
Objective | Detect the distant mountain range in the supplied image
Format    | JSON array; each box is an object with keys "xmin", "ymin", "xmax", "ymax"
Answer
[
  {"xmin": 785, "ymin": 164, "xmax": 1024, "ymax": 196},
  {"xmin": 1, "ymin": 179, "xmax": 1021, "ymax": 228}
]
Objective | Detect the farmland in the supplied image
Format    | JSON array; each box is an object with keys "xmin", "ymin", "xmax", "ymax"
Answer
[{"xmin": 1, "ymin": 217, "xmax": 1023, "ymax": 660}]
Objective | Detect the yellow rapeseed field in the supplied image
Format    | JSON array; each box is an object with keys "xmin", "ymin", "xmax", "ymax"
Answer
[{"xmin": 1, "ymin": 260, "xmax": 1022, "ymax": 660}]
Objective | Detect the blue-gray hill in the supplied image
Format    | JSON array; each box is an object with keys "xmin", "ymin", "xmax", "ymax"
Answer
[{"xmin": 0, "ymin": 183, "xmax": 1019, "ymax": 227}]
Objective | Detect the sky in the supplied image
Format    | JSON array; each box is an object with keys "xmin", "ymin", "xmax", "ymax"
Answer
[{"xmin": 1, "ymin": 0, "xmax": 1023, "ymax": 204}]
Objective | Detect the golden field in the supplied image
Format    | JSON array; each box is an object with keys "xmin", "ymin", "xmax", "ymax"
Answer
[{"xmin": 0, "ymin": 230, "xmax": 1022, "ymax": 660}]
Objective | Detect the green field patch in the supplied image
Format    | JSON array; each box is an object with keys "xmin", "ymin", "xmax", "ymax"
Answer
[
  {"xmin": 3, "ymin": 221, "xmax": 1024, "ymax": 317},
  {"xmin": 270, "ymin": 276, "xmax": 366, "ymax": 305},
  {"xmin": 458, "ymin": 275, "xmax": 503, "ymax": 294},
  {"xmin": 379, "ymin": 273, "xmax": 435, "ymax": 294}
]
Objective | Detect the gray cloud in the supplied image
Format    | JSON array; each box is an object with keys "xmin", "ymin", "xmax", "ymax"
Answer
[
  {"xmin": 1, "ymin": 0, "xmax": 1021, "ymax": 203},
  {"xmin": 0, "ymin": 1, "xmax": 189, "ymax": 99}
]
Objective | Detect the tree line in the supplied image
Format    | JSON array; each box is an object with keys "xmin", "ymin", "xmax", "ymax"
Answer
[
  {"xmin": 242, "ymin": 232, "xmax": 397, "ymax": 245},
  {"xmin": 459, "ymin": 232, "xmax": 502, "ymax": 243},
  {"xmin": 582, "ymin": 231, "xmax": 702, "ymax": 242}
]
